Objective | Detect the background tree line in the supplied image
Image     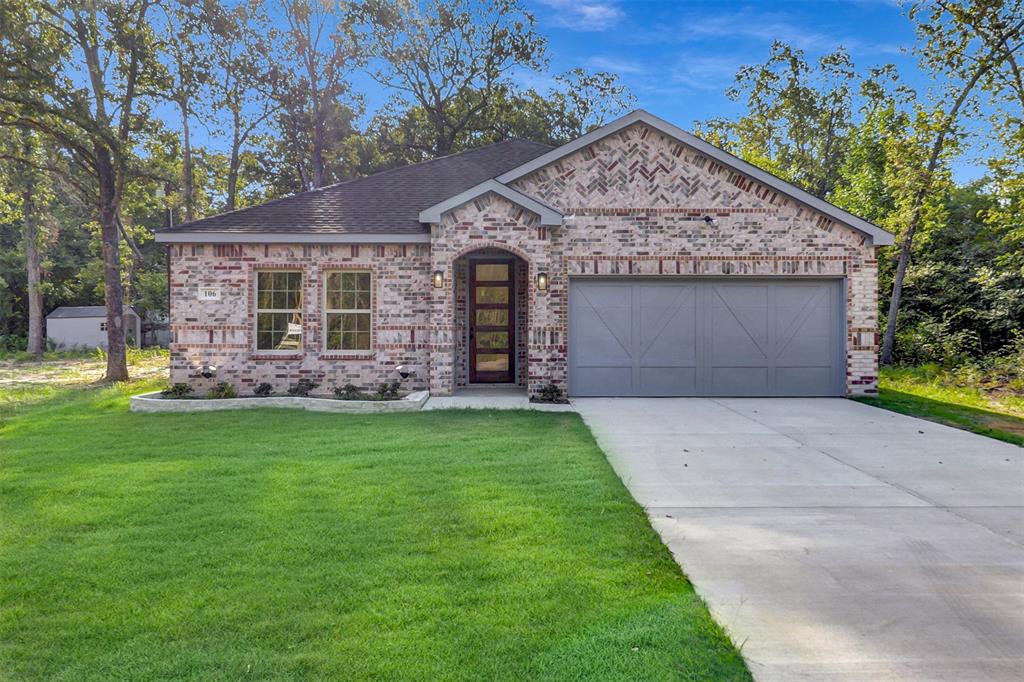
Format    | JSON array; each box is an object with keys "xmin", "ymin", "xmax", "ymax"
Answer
[{"xmin": 0, "ymin": 0, "xmax": 1021, "ymax": 382}]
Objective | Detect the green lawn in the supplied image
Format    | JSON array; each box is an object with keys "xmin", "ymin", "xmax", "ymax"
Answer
[
  {"xmin": 0, "ymin": 379, "xmax": 749, "ymax": 681},
  {"xmin": 855, "ymin": 366, "xmax": 1024, "ymax": 447}
]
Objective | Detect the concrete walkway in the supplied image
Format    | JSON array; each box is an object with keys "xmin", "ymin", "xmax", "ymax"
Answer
[{"xmin": 574, "ymin": 398, "xmax": 1024, "ymax": 682}]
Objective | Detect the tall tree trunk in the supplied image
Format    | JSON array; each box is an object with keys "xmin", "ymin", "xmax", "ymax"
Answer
[
  {"xmin": 97, "ymin": 145, "xmax": 128, "ymax": 382},
  {"xmin": 311, "ymin": 101, "xmax": 326, "ymax": 188},
  {"xmin": 227, "ymin": 109, "xmax": 241, "ymax": 210},
  {"xmin": 880, "ymin": 60, "xmax": 996, "ymax": 364},
  {"xmin": 23, "ymin": 177, "xmax": 44, "ymax": 356},
  {"xmin": 180, "ymin": 96, "xmax": 195, "ymax": 223}
]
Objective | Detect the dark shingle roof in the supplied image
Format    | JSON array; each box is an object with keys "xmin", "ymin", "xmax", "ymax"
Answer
[
  {"xmin": 159, "ymin": 139, "xmax": 552, "ymax": 235},
  {"xmin": 47, "ymin": 306, "xmax": 137, "ymax": 319}
]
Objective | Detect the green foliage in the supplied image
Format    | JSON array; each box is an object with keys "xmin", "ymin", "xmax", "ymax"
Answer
[
  {"xmin": 376, "ymin": 381, "xmax": 400, "ymax": 400},
  {"xmin": 333, "ymin": 383, "xmax": 367, "ymax": 400},
  {"xmin": 253, "ymin": 382, "xmax": 274, "ymax": 397},
  {"xmin": 535, "ymin": 382, "xmax": 566, "ymax": 403},
  {"xmin": 207, "ymin": 382, "xmax": 237, "ymax": 399},
  {"xmin": 162, "ymin": 383, "xmax": 194, "ymax": 399},
  {"xmin": 287, "ymin": 378, "xmax": 319, "ymax": 397}
]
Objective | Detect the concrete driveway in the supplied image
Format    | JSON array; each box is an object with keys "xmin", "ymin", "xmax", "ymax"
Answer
[{"xmin": 574, "ymin": 398, "xmax": 1024, "ymax": 682}]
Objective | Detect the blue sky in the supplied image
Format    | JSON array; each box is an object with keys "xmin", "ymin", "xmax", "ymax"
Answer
[
  {"xmin": 346, "ymin": 0, "xmax": 983, "ymax": 181},
  {"xmin": 174, "ymin": 1, "xmax": 982, "ymax": 182}
]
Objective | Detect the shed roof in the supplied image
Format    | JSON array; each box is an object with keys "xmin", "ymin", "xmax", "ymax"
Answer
[{"xmin": 47, "ymin": 306, "xmax": 138, "ymax": 319}]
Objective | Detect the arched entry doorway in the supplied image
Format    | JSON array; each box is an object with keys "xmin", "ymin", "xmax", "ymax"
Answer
[{"xmin": 452, "ymin": 247, "xmax": 528, "ymax": 388}]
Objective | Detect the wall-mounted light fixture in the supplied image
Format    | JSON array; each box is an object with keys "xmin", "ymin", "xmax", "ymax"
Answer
[
  {"xmin": 536, "ymin": 272, "xmax": 549, "ymax": 291},
  {"xmin": 432, "ymin": 270, "xmax": 444, "ymax": 288},
  {"xmin": 702, "ymin": 215, "xmax": 716, "ymax": 225}
]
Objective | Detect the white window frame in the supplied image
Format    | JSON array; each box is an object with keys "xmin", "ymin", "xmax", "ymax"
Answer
[
  {"xmin": 323, "ymin": 270, "xmax": 373, "ymax": 354},
  {"xmin": 253, "ymin": 269, "xmax": 304, "ymax": 353}
]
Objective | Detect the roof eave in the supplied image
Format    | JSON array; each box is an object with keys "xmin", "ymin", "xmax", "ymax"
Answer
[
  {"xmin": 418, "ymin": 179, "xmax": 563, "ymax": 226},
  {"xmin": 155, "ymin": 231, "xmax": 431, "ymax": 244},
  {"xmin": 495, "ymin": 109, "xmax": 894, "ymax": 246}
]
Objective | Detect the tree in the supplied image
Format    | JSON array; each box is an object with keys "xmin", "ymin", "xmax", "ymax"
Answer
[
  {"xmin": 0, "ymin": 0, "xmax": 163, "ymax": 380},
  {"xmin": 274, "ymin": 0, "xmax": 362, "ymax": 189},
  {"xmin": 158, "ymin": 0, "xmax": 214, "ymax": 223},
  {"xmin": 0, "ymin": 126, "xmax": 52, "ymax": 355},
  {"xmin": 209, "ymin": 0, "xmax": 280, "ymax": 210},
  {"xmin": 369, "ymin": 69, "xmax": 634, "ymax": 166},
  {"xmin": 880, "ymin": 0, "xmax": 1024, "ymax": 364},
  {"xmin": 356, "ymin": 0, "xmax": 547, "ymax": 157},
  {"xmin": 694, "ymin": 42, "xmax": 859, "ymax": 199}
]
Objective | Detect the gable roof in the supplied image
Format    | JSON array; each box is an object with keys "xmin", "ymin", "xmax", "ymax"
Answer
[
  {"xmin": 496, "ymin": 110, "xmax": 893, "ymax": 245},
  {"xmin": 418, "ymin": 179, "xmax": 563, "ymax": 226},
  {"xmin": 47, "ymin": 305, "xmax": 137, "ymax": 319},
  {"xmin": 156, "ymin": 139, "xmax": 552, "ymax": 241}
]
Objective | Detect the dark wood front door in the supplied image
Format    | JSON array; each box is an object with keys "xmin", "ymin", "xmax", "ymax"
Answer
[{"xmin": 469, "ymin": 260, "xmax": 515, "ymax": 383}]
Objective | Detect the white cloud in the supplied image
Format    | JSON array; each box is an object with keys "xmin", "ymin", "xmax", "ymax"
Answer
[{"xmin": 537, "ymin": 0, "xmax": 623, "ymax": 32}]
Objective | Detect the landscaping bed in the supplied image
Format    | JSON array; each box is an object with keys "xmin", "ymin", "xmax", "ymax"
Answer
[{"xmin": 131, "ymin": 389, "xmax": 429, "ymax": 413}]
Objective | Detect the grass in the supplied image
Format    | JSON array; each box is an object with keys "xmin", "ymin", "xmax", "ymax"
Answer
[
  {"xmin": 855, "ymin": 365, "xmax": 1024, "ymax": 447},
  {"xmin": 0, "ymin": 376, "xmax": 749, "ymax": 680}
]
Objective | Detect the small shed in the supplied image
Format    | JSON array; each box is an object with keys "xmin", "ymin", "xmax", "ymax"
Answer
[{"xmin": 46, "ymin": 306, "xmax": 142, "ymax": 350}]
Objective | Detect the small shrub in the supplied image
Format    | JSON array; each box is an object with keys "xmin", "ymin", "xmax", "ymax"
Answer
[
  {"xmin": 334, "ymin": 384, "xmax": 366, "ymax": 400},
  {"xmin": 253, "ymin": 382, "xmax": 274, "ymax": 397},
  {"xmin": 162, "ymin": 383, "xmax": 193, "ymax": 398},
  {"xmin": 0, "ymin": 335, "xmax": 27, "ymax": 353},
  {"xmin": 287, "ymin": 378, "xmax": 319, "ymax": 397},
  {"xmin": 208, "ymin": 382, "xmax": 237, "ymax": 399},
  {"xmin": 376, "ymin": 381, "xmax": 401, "ymax": 400},
  {"xmin": 535, "ymin": 382, "xmax": 565, "ymax": 403}
]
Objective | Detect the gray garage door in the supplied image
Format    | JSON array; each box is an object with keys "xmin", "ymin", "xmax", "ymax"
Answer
[{"xmin": 569, "ymin": 279, "xmax": 845, "ymax": 397}]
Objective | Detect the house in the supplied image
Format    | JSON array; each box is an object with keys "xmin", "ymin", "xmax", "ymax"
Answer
[
  {"xmin": 46, "ymin": 306, "xmax": 141, "ymax": 350},
  {"xmin": 155, "ymin": 110, "xmax": 893, "ymax": 398}
]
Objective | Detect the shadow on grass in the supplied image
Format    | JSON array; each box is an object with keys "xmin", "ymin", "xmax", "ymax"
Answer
[{"xmin": 855, "ymin": 388, "xmax": 1024, "ymax": 447}]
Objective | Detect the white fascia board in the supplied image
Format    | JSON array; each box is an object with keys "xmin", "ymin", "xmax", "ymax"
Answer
[
  {"xmin": 496, "ymin": 109, "xmax": 894, "ymax": 246},
  {"xmin": 155, "ymin": 231, "xmax": 431, "ymax": 244},
  {"xmin": 418, "ymin": 179, "xmax": 563, "ymax": 226}
]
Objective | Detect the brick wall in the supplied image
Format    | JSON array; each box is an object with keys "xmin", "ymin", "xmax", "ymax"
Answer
[
  {"xmin": 169, "ymin": 242, "xmax": 432, "ymax": 395},
  {"xmin": 169, "ymin": 122, "xmax": 880, "ymax": 398},
  {"xmin": 428, "ymin": 122, "xmax": 879, "ymax": 396}
]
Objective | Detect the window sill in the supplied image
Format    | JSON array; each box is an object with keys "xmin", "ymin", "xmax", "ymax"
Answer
[
  {"xmin": 249, "ymin": 352, "xmax": 305, "ymax": 361},
  {"xmin": 319, "ymin": 352, "xmax": 376, "ymax": 361}
]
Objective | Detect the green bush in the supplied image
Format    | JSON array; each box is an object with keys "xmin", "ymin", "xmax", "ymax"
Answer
[
  {"xmin": 208, "ymin": 382, "xmax": 237, "ymax": 399},
  {"xmin": 376, "ymin": 381, "xmax": 401, "ymax": 400},
  {"xmin": 535, "ymin": 382, "xmax": 565, "ymax": 403},
  {"xmin": 0, "ymin": 335, "xmax": 28, "ymax": 352},
  {"xmin": 334, "ymin": 384, "xmax": 366, "ymax": 400},
  {"xmin": 253, "ymin": 382, "xmax": 274, "ymax": 397},
  {"xmin": 287, "ymin": 379, "xmax": 319, "ymax": 397},
  {"xmin": 893, "ymin": 319, "xmax": 980, "ymax": 367},
  {"xmin": 161, "ymin": 383, "xmax": 193, "ymax": 398}
]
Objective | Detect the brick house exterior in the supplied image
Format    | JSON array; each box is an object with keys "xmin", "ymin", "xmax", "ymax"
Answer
[{"xmin": 157, "ymin": 111, "xmax": 892, "ymax": 398}]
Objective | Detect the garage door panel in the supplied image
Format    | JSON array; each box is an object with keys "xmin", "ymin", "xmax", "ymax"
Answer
[
  {"xmin": 572, "ymin": 284, "xmax": 633, "ymax": 366},
  {"xmin": 639, "ymin": 287, "xmax": 697, "ymax": 366},
  {"xmin": 711, "ymin": 367, "xmax": 769, "ymax": 396},
  {"xmin": 569, "ymin": 279, "xmax": 845, "ymax": 397},
  {"xmin": 573, "ymin": 366, "xmax": 633, "ymax": 396},
  {"xmin": 776, "ymin": 366, "xmax": 834, "ymax": 395},
  {"xmin": 639, "ymin": 367, "xmax": 697, "ymax": 395}
]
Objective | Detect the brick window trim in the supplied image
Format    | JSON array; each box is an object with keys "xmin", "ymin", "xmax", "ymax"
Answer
[
  {"xmin": 321, "ymin": 268, "xmax": 375, "ymax": 355},
  {"xmin": 246, "ymin": 262, "xmax": 381, "ymax": 359}
]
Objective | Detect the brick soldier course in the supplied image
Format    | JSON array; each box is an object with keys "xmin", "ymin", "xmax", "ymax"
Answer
[{"xmin": 157, "ymin": 110, "xmax": 892, "ymax": 398}]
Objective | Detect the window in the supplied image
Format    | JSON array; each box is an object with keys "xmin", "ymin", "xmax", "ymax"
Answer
[
  {"xmin": 255, "ymin": 271, "xmax": 303, "ymax": 351},
  {"xmin": 325, "ymin": 271, "xmax": 371, "ymax": 351},
  {"xmin": 100, "ymin": 322, "xmax": 107, "ymax": 331}
]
